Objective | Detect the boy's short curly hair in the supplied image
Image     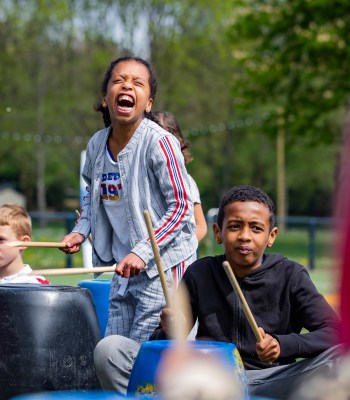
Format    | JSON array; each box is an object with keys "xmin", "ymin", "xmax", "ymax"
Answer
[
  {"xmin": 0, "ymin": 204, "xmax": 32, "ymax": 238},
  {"xmin": 217, "ymin": 185, "xmax": 276, "ymax": 230}
]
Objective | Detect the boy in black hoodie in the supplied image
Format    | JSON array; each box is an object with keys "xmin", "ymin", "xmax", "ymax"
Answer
[
  {"xmin": 94, "ymin": 185, "xmax": 341, "ymax": 399},
  {"xmin": 151, "ymin": 184, "xmax": 341, "ymax": 399}
]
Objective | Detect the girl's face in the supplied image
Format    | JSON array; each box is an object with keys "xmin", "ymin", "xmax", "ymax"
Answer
[{"xmin": 103, "ymin": 60, "xmax": 153, "ymax": 128}]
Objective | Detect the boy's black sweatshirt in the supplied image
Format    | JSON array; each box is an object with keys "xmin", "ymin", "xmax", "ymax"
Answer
[{"xmin": 150, "ymin": 253, "xmax": 340, "ymax": 369}]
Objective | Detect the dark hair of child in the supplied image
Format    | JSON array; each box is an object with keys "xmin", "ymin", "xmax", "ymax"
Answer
[
  {"xmin": 216, "ymin": 185, "xmax": 276, "ymax": 230},
  {"xmin": 153, "ymin": 111, "xmax": 193, "ymax": 165},
  {"xmin": 94, "ymin": 56, "xmax": 158, "ymax": 127}
]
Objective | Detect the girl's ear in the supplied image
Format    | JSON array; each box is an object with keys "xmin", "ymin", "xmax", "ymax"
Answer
[
  {"xmin": 102, "ymin": 96, "xmax": 107, "ymax": 108},
  {"xmin": 145, "ymin": 98, "xmax": 153, "ymax": 113},
  {"xmin": 213, "ymin": 223, "xmax": 222, "ymax": 244}
]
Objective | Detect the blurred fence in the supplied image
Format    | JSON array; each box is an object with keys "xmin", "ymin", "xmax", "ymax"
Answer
[{"xmin": 29, "ymin": 210, "xmax": 335, "ymax": 270}]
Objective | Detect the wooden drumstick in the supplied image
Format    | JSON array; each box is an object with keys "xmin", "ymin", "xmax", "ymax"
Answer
[
  {"xmin": 222, "ymin": 261, "xmax": 263, "ymax": 342},
  {"xmin": 6, "ymin": 241, "xmax": 68, "ymax": 248},
  {"xmin": 31, "ymin": 266, "xmax": 116, "ymax": 276},
  {"xmin": 172, "ymin": 282, "xmax": 193, "ymax": 343},
  {"xmin": 143, "ymin": 210, "xmax": 172, "ymax": 307}
]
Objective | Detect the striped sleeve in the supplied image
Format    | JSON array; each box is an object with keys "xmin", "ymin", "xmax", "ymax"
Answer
[
  {"xmin": 154, "ymin": 136, "xmax": 189, "ymax": 244},
  {"xmin": 132, "ymin": 133, "xmax": 195, "ymax": 266}
]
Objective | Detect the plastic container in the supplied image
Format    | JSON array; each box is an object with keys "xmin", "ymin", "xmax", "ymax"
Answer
[
  {"xmin": 127, "ymin": 339, "xmax": 248, "ymax": 399},
  {"xmin": 78, "ymin": 279, "xmax": 111, "ymax": 337},
  {"xmin": 11, "ymin": 392, "xmax": 134, "ymax": 400},
  {"xmin": 0, "ymin": 284, "xmax": 101, "ymax": 400}
]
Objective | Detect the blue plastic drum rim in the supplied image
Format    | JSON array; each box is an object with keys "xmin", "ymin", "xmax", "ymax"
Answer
[
  {"xmin": 11, "ymin": 392, "xmax": 135, "ymax": 400},
  {"xmin": 11, "ymin": 391, "xmax": 275, "ymax": 400},
  {"xmin": 78, "ymin": 279, "xmax": 112, "ymax": 337},
  {"xmin": 127, "ymin": 340, "xmax": 248, "ymax": 399}
]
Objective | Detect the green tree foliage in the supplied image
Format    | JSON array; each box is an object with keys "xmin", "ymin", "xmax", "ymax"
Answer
[
  {"xmin": 0, "ymin": 0, "xmax": 117, "ymax": 209},
  {"xmin": 226, "ymin": 0, "xmax": 350, "ymax": 215},
  {"xmin": 228, "ymin": 0, "xmax": 350, "ymax": 141},
  {"xmin": 0, "ymin": 0, "xmax": 346, "ymax": 217},
  {"xmin": 147, "ymin": 0, "xmax": 239, "ymax": 209}
]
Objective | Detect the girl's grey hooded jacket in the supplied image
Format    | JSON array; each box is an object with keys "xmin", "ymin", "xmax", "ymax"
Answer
[{"xmin": 73, "ymin": 118, "xmax": 198, "ymax": 278}]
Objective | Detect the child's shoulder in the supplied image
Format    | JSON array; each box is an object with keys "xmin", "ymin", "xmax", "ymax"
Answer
[
  {"xmin": 264, "ymin": 253, "xmax": 310, "ymax": 278},
  {"xmin": 187, "ymin": 254, "xmax": 225, "ymax": 274},
  {"xmin": 264, "ymin": 253, "xmax": 304, "ymax": 268},
  {"xmin": 144, "ymin": 118, "xmax": 171, "ymax": 139},
  {"xmin": 86, "ymin": 126, "xmax": 110, "ymax": 148},
  {"xmin": 140, "ymin": 118, "xmax": 179, "ymax": 149},
  {"xmin": 91, "ymin": 126, "xmax": 110, "ymax": 140}
]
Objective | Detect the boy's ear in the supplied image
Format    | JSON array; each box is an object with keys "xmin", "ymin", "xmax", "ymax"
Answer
[
  {"xmin": 20, "ymin": 235, "xmax": 30, "ymax": 243},
  {"xmin": 213, "ymin": 223, "xmax": 222, "ymax": 244},
  {"xmin": 18, "ymin": 235, "xmax": 30, "ymax": 251},
  {"xmin": 267, "ymin": 227, "xmax": 278, "ymax": 248}
]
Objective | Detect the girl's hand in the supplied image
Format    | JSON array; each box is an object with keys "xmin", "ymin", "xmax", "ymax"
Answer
[
  {"xmin": 115, "ymin": 252, "xmax": 146, "ymax": 278},
  {"xmin": 256, "ymin": 327, "xmax": 280, "ymax": 363},
  {"xmin": 60, "ymin": 232, "xmax": 84, "ymax": 254}
]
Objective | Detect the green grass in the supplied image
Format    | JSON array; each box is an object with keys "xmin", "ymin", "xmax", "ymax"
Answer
[
  {"xmin": 23, "ymin": 223, "xmax": 85, "ymax": 285},
  {"xmin": 47, "ymin": 273, "xmax": 114, "ymax": 286},
  {"xmin": 26, "ymin": 220, "xmax": 83, "ymax": 267}
]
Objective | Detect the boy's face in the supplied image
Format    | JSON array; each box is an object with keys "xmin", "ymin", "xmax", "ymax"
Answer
[
  {"xmin": 0, "ymin": 225, "xmax": 28, "ymax": 271},
  {"xmin": 213, "ymin": 201, "xmax": 278, "ymax": 277}
]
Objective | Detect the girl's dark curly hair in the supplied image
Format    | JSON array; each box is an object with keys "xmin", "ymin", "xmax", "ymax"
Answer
[
  {"xmin": 94, "ymin": 56, "xmax": 158, "ymax": 127},
  {"xmin": 153, "ymin": 111, "xmax": 193, "ymax": 164}
]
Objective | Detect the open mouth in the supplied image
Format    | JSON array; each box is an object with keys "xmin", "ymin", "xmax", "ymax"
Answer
[{"xmin": 116, "ymin": 94, "xmax": 135, "ymax": 113}]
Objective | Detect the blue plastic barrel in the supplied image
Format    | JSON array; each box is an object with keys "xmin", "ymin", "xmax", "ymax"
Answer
[
  {"xmin": 10, "ymin": 390, "xmax": 276, "ymax": 400},
  {"xmin": 78, "ymin": 279, "xmax": 111, "ymax": 337},
  {"xmin": 251, "ymin": 398, "xmax": 276, "ymax": 400},
  {"xmin": 127, "ymin": 340, "xmax": 248, "ymax": 399},
  {"xmin": 11, "ymin": 390, "xmax": 275, "ymax": 400},
  {"xmin": 11, "ymin": 392, "xmax": 138, "ymax": 400}
]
